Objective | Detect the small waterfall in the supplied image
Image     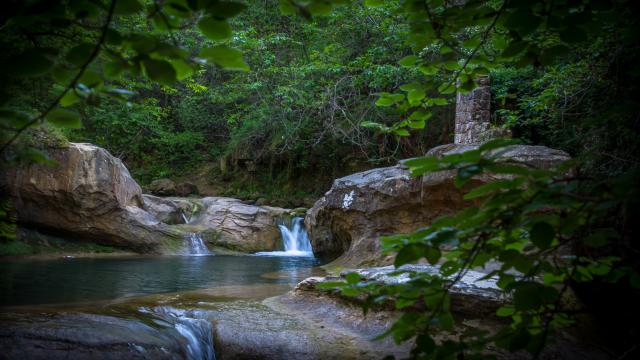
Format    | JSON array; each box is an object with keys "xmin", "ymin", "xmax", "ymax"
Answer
[
  {"xmin": 181, "ymin": 212, "xmax": 190, "ymax": 224},
  {"xmin": 183, "ymin": 233, "xmax": 211, "ymax": 256},
  {"xmin": 140, "ymin": 307, "xmax": 215, "ymax": 360},
  {"xmin": 280, "ymin": 217, "xmax": 313, "ymax": 253},
  {"xmin": 255, "ymin": 217, "xmax": 314, "ymax": 257}
]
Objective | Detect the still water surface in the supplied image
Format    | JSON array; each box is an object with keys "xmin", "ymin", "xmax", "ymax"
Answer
[{"xmin": 0, "ymin": 255, "xmax": 320, "ymax": 306}]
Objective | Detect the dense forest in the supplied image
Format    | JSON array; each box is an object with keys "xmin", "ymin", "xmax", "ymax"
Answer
[{"xmin": 1, "ymin": 0, "xmax": 640, "ymax": 359}]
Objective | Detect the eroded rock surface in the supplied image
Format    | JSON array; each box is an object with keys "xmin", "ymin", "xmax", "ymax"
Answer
[
  {"xmin": 0, "ymin": 312, "xmax": 186, "ymax": 359},
  {"xmin": 306, "ymin": 144, "xmax": 570, "ymax": 267},
  {"xmin": 191, "ymin": 197, "xmax": 291, "ymax": 252},
  {"xmin": 2, "ymin": 143, "xmax": 179, "ymax": 252}
]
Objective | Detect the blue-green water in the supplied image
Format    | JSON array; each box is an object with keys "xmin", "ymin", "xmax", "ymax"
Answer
[{"xmin": 0, "ymin": 255, "xmax": 320, "ymax": 307}]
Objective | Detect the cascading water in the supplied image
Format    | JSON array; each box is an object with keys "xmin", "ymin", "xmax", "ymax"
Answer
[
  {"xmin": 179, "ymin": 210, "xmax": 211, "ymax": 256},
  {"xmin": 254, "ymin": 217, "xmax": 314, "ymax": 257},
  {"xmin": 140, "ymin": 306, "xmax": 215, "ymax": 360},
  {"xmin": 184, "ymin": 232, "xmax": 211, "ymax": 256}
]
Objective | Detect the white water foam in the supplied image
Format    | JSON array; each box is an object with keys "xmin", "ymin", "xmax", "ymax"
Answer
[
  {"xmin": 183, "ymin": 232, "xmax": 211, "ymax": 256},
  {"xmin": 254, "ymin": 217, "xmax": 314, "ymax": 257},
  {"xmin": 140, "ymin": 306, "xmax": 215, "ymax": 360}
]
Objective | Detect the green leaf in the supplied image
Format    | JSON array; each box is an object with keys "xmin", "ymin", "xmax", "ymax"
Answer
[
  {"xmin": 496, "ymin": 305, "xmax": 515, "ymax": 317},
  {"xmin": 142, "ymin": 59, "xmax": 177, "ymax": 85},
  {"xmin": 199, "ymin": 46, "xmax": 250, "ymax": 71},
  {"xmin": 20, "ymin": 148, "xmax": 56, "ymax": 165},
  {"xmin": 46, "ymin": 108, "xmax": 82, "ymax": 128},
  {"xmin": 428, "ymin": 97, "xmax": 447, "ymax": 106},
  {"xmin": 52, "ymin": 66, "xmax": 74, "ymax": 84},
  {"xmin": 307, "ymin": 2, "xmax": 332, "ymax": 15},
  {"xmin": 170, "ymin": 59, "xmax": 194, "ymax": 80},
  {"xmin": 395, "ymin": 297, "xmax": 416, "ymax": 309},
  {"xmin": 278, "ymin": 0, "xmax": 297, "ymax": 14},
  {"xmin": 438, "ymin": 83, "xmax": 456, "ymax": 94},
  {"xmin": 438, "ymin": 312, "xmax": 454, "ymax": 331},
  {"xmin": 0, "ymin": 109, "xmax": 30, "ymax": 128},
  {"xmin": 78, "ymin": 70, "xmax": 102, "ymax": 88},
  {"xmin": 501, "ymin": 41, "xmax": 527, "ymax": 59},
  {"xmin": 530, "ymin": 222, "xmax": 554, "ymax": 249},
  {"xmin": 207, "ymin": 1, "xmax": 247, "ymax": 18},
  {"xmin": 2, "ymin": 50, "xmax": 53, "ymax": 77},
  {"xmin": 408, "ymin": 111, "xmax": 431, "ymax": 121},
  {"xmin": 345, "ymin": 272, "xmax": 361, "ymax": 284},
  {"xmin": 395, "ymin": 244, "xmax": 422, "ymax": 266},
  {"xmin": 464, "ymin": 180, "xmax": 513, "ymax": 200},
  {"xmin": 375, "ymin": 97, "xmax": 395, "ymax": 106},
  {"xmin": 513, "ymin": 283, "xmax": 558, "ymax": 311},
  {"xmin": 364, "ymin": 0, "xmax": 384, "ymax": 6},
  {"xmin": 399, "ymin": 55, "xmax": 418, "ymax": 67},
  {"xmin": 425, "ymin": 247, "xmax": 441, "ymax": 265},
  {"xmin": 114, "ymin": 0, "xmax": 143, "ymax": 14},
  {"xmin": 104, "ymin": 61, "xmax": 126, "ymax": 78},
  {"xmin": 407, "ymin": 89, "xmax": 426, "ymax": 104},
  {"xmin": 66, "ymin": 43, "xmax": 94, "ymax": 67},
  {"xmin": 60, "ymin": 91, "xmax": 81, "ymax": 107},
  {"xmin": 315, "ymin": 281, "xmax": 347, "ymax": 289},
  {"xmin": 479, "ymin": 138, "xmax": 520, "ymax": 152},
  {"xmin": 198, "ymin": 17, "xmax": 232, "ymax": 40}
]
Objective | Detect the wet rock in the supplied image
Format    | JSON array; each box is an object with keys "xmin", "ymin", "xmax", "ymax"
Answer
[
  {"xmin": 1, "ymin": 143, "xmax": 179, "ymax": 252},
  {"xmin": 175, "ymin": 182, "xmax": 199, "ymax": 197},
  {"xmin": 306, "ymin": 144, "xmax": 570, "ymax": 267},
  {"xmin": 142, "ymin": 194, "xmax": 183, "ymax": 224},
  {"xmin": 207, "ymin": 298, "xmax": 409, "ymax": 360},
  {"xmin": 148, "ymin": 178, "xmax": 177, "ymax": 196},
  {"xmin": 189, "ymin": 197, "xmax": 290, "ymax": 252},
  {"xmin": 0, "ymin": 312, "xmax": 186, "ymax": 359}
]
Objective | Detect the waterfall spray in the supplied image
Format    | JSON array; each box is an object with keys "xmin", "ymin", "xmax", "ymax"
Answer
[{"xmin": 254, "ymin": 217, "xmax": 314, "ymax": 257}]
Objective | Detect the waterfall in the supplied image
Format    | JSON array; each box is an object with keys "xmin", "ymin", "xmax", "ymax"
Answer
[
  {"xmin": 183, "ymin": 233, "xmax": 211, "ymax": 256},
  {"xmin": 254, "ymin": 217, "xmax": 314, "ymax": 257},
  {"xmin": 140, "ymin": 307, "xmax": 215, "ymax": 360}
]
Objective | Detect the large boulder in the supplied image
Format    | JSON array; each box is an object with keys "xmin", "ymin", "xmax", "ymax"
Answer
[
  {"xmin": 1, "ymin": 143, "xmax": 179, "ymax": 252},
  {"xmin": 147, "ymin": 178, "xmax": 176, "ymax": 196},
  {"xmin": 305, "ymin": 144, "xmax": 570, "ymax": 267},
  {"xmin": 191, "ymin": 197, "xmax": 290, "ymax": 252},
  {"xmin": 142, "ymin": 195, "xmax": 293, "ymax": 253},
  {"xmin": 0, "ymin": 312, "xmax": 187, "ymax": 359},
  {"xmin": 175, "ymin": 182, "xmax": 199, "ymax": 197}
]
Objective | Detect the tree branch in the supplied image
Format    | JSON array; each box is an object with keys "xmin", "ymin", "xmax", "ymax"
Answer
[{"xmin": 0, "ymin": 0, "xmax": 117, "ymax": 156}]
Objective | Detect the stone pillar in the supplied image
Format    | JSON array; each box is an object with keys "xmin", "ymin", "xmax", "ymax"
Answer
[{"xmin": 454, "ymin": 76, "xmax": 491, "ymax": 144}]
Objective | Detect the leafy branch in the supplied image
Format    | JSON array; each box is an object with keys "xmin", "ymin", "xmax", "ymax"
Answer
[{"xmin": 0, "ymin": 0, "xmax": 116, "ymax": 155}]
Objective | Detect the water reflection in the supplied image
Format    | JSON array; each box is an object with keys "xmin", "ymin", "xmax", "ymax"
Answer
[{"xmin": 0, "ymin": 255, "xmax": 320, "ymax": 307}]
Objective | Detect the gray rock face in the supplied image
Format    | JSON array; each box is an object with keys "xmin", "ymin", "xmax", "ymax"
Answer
[
  {"xmin": 0, "ymin": 312, "xmax": 186, "ymax": 359},
  {"xmin": 2, "ymin": 143, "xmax": 178, "ymax": 252},
  {"xmin": 306, "ymin": 144, "xmax": 571, "ymax": 267},
  {"xmin": 142, "ymin": 194, "xmax": 184, "ymax": 224},
  {"xmin": 191, "ymin": 197, "xmax": 290, "ymax": 252},
  {"xmin": 143, "ymin": 195, "xmax": 293, "ymax": 252}
]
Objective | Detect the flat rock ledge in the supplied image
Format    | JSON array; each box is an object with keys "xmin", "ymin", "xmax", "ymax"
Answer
[{"xmin": 296, "ymin": 264, "xmax": 507, "ymax": 317}]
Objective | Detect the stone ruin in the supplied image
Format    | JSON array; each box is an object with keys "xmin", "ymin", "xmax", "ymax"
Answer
[{"xmin": 454, "ymin": 76, "xmax": 509, "ymax": 144}]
